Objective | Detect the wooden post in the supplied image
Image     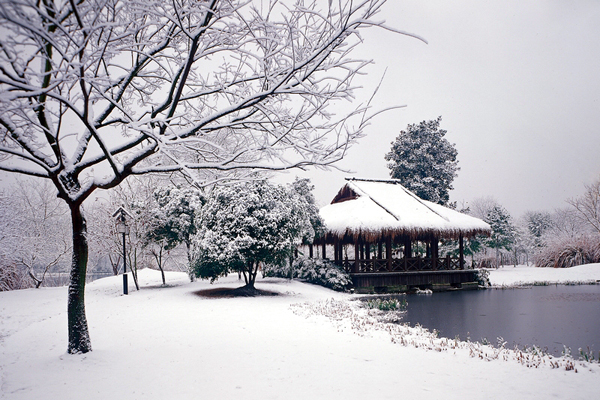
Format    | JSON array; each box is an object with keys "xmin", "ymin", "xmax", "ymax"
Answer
[
  {"xmin": 354, "ymin": 239, "xmax": 360, "ymax": 273},
  {"xmin": 386, "ymin": 236, "xmax": 392, "ymax": 271},
  {"xmin": 334, "ymin": 238, "xmax": 339, "ymax": 262},
  {"xmin": 365, "ymin": 243, "xmax": 370, "ymax": 260},
  {"xmin": 459, "ymin": 234, "xmax": 464, "ymax": 270},
  {"xmin": 309, "ymin": 244, "xmax": 313, "ymax": 258},
  {"xmin": 378, "ymin": 242, "xmax": 383, "ymax": 260},
  {"xmin": 404, "ymin": 237, "xmax": 411, "ymax": 258},
  {"xmin": 432, "ymin": 238, "xmax": 438, "ymax": 270},
  {"xmin": 322, "ymin": 242, "xmax": 326, "ymax": 259}
]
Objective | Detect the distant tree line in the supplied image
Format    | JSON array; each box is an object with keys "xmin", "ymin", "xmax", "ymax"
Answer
[
  {"xmin": 1, "ymin": 175, "xmax": 328, "ymax": 290},
  {"xmin": 385, "ymin": 117, "xmax": 600, "ymax": 269},
  {"xmin": 450, "ymin": 177, "xmax": 600, "ymax": 269}
]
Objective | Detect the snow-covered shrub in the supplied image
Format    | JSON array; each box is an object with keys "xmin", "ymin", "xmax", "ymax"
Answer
[
  {"xmin": 292, "ymin": 257, "xmax": 351, "ymax": 291},
  {"xmin": 533, "ymin": 236, "xmax": 600, "ymax": 268},
  {"xmin": 0, "ymin": 262, "xmax": 28, "ymax": 291},
  {"xmin": 477, "ymin": 256, "xmax": 498, "ymax": 269},
  {"xmin": 474, "ymin": 268, "xmax": 491, "ymax": 286},
  {"xmin": 262, "ymin": 262, "xmax": 293, "ymax": 279}
]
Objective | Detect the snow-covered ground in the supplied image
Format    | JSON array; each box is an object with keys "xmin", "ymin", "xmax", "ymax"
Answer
[
  {"xmin": 488, "ymin": 263, "xmax": 600, "ymax": 287},
  {"xmin": 1, "ymin": 267, "xmax": 599, "ymax": 400}
]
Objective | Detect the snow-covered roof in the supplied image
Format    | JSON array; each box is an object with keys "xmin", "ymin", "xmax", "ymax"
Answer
[{"xmin": 320, "ymin": 178, "xmax": 491, "ymax": 242}]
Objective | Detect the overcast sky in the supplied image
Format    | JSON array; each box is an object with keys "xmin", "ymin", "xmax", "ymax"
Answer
[
  {"xmin": 2, "ymin": 1, "xmax": 598, "ymax": 219},
  {"xmin": 281, "ymin": 0, "xmax": 600, "ymax": 218}
]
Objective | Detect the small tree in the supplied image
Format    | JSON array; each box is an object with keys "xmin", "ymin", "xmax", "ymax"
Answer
[
  {"xmin": 193, "ymin": 181, "xmax": 310, "ymax": 291},
  {"xmin": 568, "ymin": 177, "xmax": 600, "ymax": 235},
  {"xmin": 484, "ymin": 205, "xmax": 516, "ymax": 267},
  {"xmin": 525, "ymin": 211, "xmax": 553, "ymax": 246},
  {"xmin": 0, "ymin": 179, "xmax": 71, "ymax": 288},
  {"xmin": 290, "ymin": 178, "xmax": 327, "ymax": 244},
  {"xmin": 146, "ymin": 187, "xmax": 204, "ymax": 279},
  {"xmin": 385, "ymin": 117, "xmax": 459, "ymax": 205}
]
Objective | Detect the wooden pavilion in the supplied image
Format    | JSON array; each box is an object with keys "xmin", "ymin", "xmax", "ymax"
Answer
[{"xmin": 313, "ymin": 178, "xmax": 491, "ymax": 293}]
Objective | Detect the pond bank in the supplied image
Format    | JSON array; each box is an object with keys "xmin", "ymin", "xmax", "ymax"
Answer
[{"xmin": 487, "ymin": 263, "xmax": 600, "ymax": 287}]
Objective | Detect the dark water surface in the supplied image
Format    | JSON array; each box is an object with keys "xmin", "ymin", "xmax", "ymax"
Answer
[{"xmin": 400, "ymin": 285, "xmax": 600, "ymax": 357}]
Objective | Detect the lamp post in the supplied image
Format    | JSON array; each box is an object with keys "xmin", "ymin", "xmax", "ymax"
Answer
[{"xmin": 113, "ymin": 207, "xmax": 131, "ymax": 295}]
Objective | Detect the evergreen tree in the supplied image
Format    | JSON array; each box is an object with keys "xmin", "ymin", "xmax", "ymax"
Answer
[
  {"xmin": 524, "ymin": 211, "xmax": 553, "ymax": 249},
  {"xmin": 385, "ymin": 117, "xmax": 459, "ymax": 205},
  {"xmin": 484, "ymin": 205, "xmax": 516, "ymax": 265},
  {"xmin": 147, "ymin": 187, "xmax": 205, "ymax": 274},
  {"xmin": 192, "ymin": 181, "xmax": 312, "ymax": 291},
  {"xmin": 289, "ymin": 178, "xmax": 326, "ymax": 245}
]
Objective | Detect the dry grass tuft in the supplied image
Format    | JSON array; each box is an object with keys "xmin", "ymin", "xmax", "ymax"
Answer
[{"xmin": 534, "ymin": 236, "xmax": 600, "ymax": 268}]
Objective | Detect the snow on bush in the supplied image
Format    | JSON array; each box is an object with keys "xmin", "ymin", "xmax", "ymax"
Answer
[
  {"xmin": 264, "ymin": 257, "xmax": 351, "ymax": 291},
  {"xmin": 0, "ymin": 262, "xmax": 28, "ymax": 291},
  {"xmin": 534, "ymin": 236, "xmax": 600, "ymax": 268},
  {"xmin": 474, "ymin": 268, "xmax": 491, "ymax": 286}
]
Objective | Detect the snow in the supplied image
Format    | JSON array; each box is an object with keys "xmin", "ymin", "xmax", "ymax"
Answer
[
  {"xmin": 1, "ymin": 268, "xmax": 599, "ymax": 399},
  {"xmin": 488, "ymin": 263, "xmax": 600, "ymax": 287},
  {"xmin": 320, "ymin": 179, "xmax": 491, "ymax": 237}
]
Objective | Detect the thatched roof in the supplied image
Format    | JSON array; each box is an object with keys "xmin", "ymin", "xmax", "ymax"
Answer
[{"xmin": 319, "ymin": 178, "xmax": 491, "ymax": 243}]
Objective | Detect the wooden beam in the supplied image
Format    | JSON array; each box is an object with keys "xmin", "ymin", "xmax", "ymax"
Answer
[
  {"xmin": 334, "ymin": 238, "xmax": 339, "ymax": 262},
  {"xmin": 386, "ymin": 236, "xmax": 392, "ymax": 270},
  {"xmin": 459, "ymin": 234, "xmax": 464, "ymax": 270},
  {"xmin": 354, "ymin": 239, "xmax": 360, "ymax": 273},
  {"xmin": 404, "ymin": 237, "xmax": 411, "ymax": 258},
  {"xmin": 432, "ymin": 238, "xmax": 438, "ymax": 270}
]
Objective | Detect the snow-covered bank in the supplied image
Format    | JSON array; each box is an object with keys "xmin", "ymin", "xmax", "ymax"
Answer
[
  {"xmin": 1, "ymin": 269, "xmax": 599, "ymax": 400},
  {"xmin": 488, "ymin": 263, "xmax": 600, "ymax": 287}
]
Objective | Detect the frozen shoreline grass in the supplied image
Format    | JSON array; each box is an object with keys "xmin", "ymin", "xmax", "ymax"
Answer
[
  {"xmin": 491, "ymin": 280, "xmax": 599, "ymax": 289},
  {"xmin": 291, "ymin": 298, "xmax": 599, "ymax": 372}
]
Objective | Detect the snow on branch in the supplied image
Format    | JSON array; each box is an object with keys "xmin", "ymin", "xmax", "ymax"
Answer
[{"xmin": 0, "ymin": 0, "xmax": 423, "ymax": 202}]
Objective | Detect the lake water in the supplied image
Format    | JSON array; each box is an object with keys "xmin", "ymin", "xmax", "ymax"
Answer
[{"xmin": 399, "ymin": 285, "xmax": 600, "ymax": 357}]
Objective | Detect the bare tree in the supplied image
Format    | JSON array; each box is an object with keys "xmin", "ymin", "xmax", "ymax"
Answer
[
  {"xmin": 568, "ymin": 178, "xmax": 600, "ymax": 235},
  {"xmin": 468, "ymin": 196, "xmax": 500, "ymax": 220},
  {"xmin": 0, "ymin": 187, "xmax": 28, "ymax": 290},
  {"xmin": 549, "ymin": 207, "xmax": 588, "ymax": 240},
  {"xmin": 0, "ymin": 179, "xmax": 71, "ymax": 288},
  {"xmin": 14, "ymin": 179, "xmax": 71, "ymax": 287},
  {"xmin": 0, "ymin": 0, "xmax": 423, "ymax": 353}
]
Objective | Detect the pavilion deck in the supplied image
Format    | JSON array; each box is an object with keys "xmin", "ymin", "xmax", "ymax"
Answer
[
  {"xmin": 330, "ymin": 256, "xmax": 478, "ymax": 293},
  {"xmin": 336, "ymin": 255, "xmax": 464, "ymax": 274}
]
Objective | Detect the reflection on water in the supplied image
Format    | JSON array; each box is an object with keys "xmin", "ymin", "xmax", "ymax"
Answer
[{"xmin": 399, "ymin": 284, "xmax": 600, "ymax": 357}]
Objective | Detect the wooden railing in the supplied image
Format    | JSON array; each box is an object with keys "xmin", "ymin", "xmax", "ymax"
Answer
[{"xmin": 339, "ymin": 255, "xmax": 463, "ymax": 273}]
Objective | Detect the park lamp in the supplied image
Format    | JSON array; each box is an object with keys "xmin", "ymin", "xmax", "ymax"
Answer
[
  {"xmin": 113, "ymin": 207, "xmax": 132, "ymax": 295},
  {"xmin": 116, "ymin": 218, "xmax": 130, "ymax": 235}
]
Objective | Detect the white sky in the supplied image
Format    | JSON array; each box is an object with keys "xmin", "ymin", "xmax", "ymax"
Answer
[
  {"xmin": 281, "ymin": 0, "xmax": 600, "ymax": 218},
  {"xmin": 2, "ymin": 0, "xmax": 598, "ymax": 220}
]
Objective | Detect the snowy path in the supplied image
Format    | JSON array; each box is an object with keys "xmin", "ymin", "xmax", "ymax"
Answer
[{"xmin": 1, "ymin": 269, "xmax": 599, "ymax": 399}]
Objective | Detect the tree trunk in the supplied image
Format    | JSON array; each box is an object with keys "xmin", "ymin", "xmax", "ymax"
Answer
[
  {"xmin": 67, "ymin": 203, "xmax": 92, "ymax": 354},
  {"xmin": 152, "ymin": 247, "xmax": 166, "ymax": 285},
  {"xmin": 129, "ymin": 249, "xmax": 140, "ymax": 290},
  {"xmin": 246, "ymin": 260, "xmax": 257, "ymax": 289},
  {"xmin": 185, "ymin": 241, "xmax": 195, "ymax": 281}
]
